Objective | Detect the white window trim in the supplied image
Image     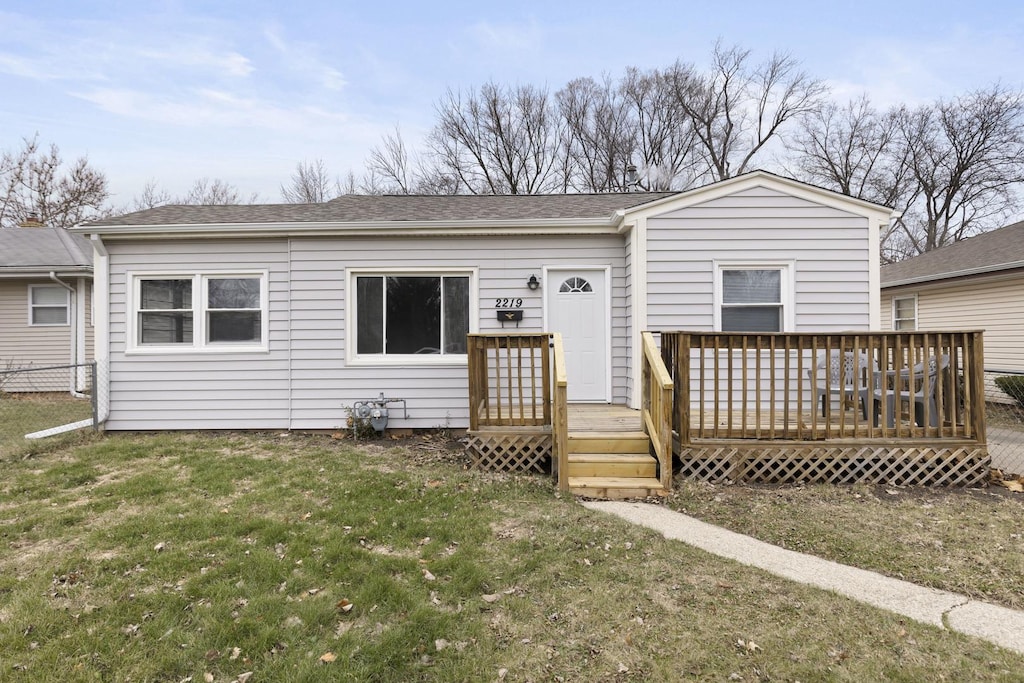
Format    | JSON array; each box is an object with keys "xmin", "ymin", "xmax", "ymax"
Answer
[
  {"xmin": 346, "ymin": 267, "xmax": 479, "ymax": 366},
  {"xmin": 28, "ymin": 284, "xmax": 70, "ymax": 327},
  {"xmin": 713, "ymin": 261, "xmax": 795, "ymax": 332},
  {"xmin": 892, "ymin": 294, "xmax": 918, "ymax": 331},
  {"xmin": 126, "ymin": 270, "xmax": 270, "ymax": 354}
]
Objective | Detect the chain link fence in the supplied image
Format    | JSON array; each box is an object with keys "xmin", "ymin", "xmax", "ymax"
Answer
[
  {"xmin": 985, "ymin": 369, "xmax": 1024, "ymax": 475},
  {"xmin": 0, "ymin": 361, "xmax": 98, "ymax": 458}
]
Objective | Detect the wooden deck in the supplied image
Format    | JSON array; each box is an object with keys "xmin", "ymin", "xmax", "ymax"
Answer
[{"xmin": 568, "ymin": 404, "xmax": 642, "ymax": 433}]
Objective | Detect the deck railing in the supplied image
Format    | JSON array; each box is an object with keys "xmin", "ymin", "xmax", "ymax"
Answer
[
  {"xmin": 640, "ymin": 332, "xmax": 673, "ymax": 490},
  {"xmin": 552, "ymin": 334, "xmax": 569, "ymax": 492},
  {"xmin": 659, "ymin": 331, "xmax": 986, "ymax": 444},
  {"xmin": 467, "ymin": 333, "xmax": 552, "ymax": 430}
]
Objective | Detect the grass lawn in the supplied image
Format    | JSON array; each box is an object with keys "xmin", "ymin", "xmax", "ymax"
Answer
[
  {"xmin": 0, "ymin": 394, "xmax": 94, "ymax": 459},
  {"xmin": 2, "ymin": 432, "xmax": 1024, "ymax": 681}
]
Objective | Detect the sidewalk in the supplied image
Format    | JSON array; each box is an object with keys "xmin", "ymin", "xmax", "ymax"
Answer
[{"xmin": 583, "ymin": 501, "xmax": 1024, "ymax": 655}]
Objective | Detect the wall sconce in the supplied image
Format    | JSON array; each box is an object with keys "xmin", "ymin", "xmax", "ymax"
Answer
[{"xmin": 527, "ymin": 274, "xmax": 540, "ymax": 291}]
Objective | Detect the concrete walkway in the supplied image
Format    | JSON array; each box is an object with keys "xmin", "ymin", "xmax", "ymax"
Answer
[{"xmin": 583, "ymin": 501, "xmax": 1024, "ymax": 655}]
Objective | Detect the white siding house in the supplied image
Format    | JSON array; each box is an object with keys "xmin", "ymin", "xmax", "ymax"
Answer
[{"xmin": 78, "ymin": 171, "xmax": 895, "ymax": 432}]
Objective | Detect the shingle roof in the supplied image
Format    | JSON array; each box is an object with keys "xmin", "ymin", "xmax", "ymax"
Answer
[
  {"xmin": 0, "ymin": 227, "xmax": 92, "ymax": 270},
  {"xmin": 881, "ymin": 220, "xmax": 1024, "ymax": 287},
  {"xmin": 84, "ymin": 192, "xmax": 679, "ymax": 227}
]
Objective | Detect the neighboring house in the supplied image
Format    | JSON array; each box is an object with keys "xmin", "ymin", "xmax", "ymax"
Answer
[
  {"xmin": 880, "ymin": 220, "xmax": 1024, "ymax": 373},
  {"xmin": 76, "ymin": 171, "xmax": 895, "ymax": 431},
  {"xmin": 0, "ymin": 224, "xmax": 94, "ymax": 391}
]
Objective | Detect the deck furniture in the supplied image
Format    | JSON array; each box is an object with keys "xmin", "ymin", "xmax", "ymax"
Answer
[
  {"xmin": 873, "ymin": 354, "xmax": 951, "ymax": 428},
  {"xmin": 808, "ymin": 351, "xmax": 874, "ymax": 420}
]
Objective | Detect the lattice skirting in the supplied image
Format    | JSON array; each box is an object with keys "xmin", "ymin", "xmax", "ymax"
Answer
[
  {"xmin": 465, "ymin": 432, "xmax": 552, "ymax": 473},
  {"xmin": 678, "ymin": 444, "xmax": 990, "ymax": 486}
]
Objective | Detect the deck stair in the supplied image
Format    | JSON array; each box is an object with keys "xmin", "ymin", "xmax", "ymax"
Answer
[{"xmin": 565, "ymin": 430, "xmax": 667, "ymax": 499}]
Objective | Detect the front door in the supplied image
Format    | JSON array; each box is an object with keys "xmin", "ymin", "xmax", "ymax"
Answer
[{"xmin": 545, "ymin": 268, "xmax": 610, "ymax": 402}]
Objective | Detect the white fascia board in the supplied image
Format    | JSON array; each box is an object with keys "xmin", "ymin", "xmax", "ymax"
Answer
[
  {"xmin": 72, "ymin": 216, "xmax": 620, "ymax": 239},
  {"xmin": 0, "ymin": 267, "xmax": 92, "ymax": 278},
  {"xmin": 619, "ymin": 171, "xmax": 899, "ymax": 223}
]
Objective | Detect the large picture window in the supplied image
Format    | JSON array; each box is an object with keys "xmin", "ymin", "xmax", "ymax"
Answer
[
  {"xmin": 355, "ymin": 273, "xmax": 471, "ymax": 358},
  {"xmin": 132, "ymin": 272, "xmax": 266, "ymax": 351},
  {"xmin": 29, "ymin": 285, "xmax": 70, "ymax": 326},
  {"xmin": 717, "ymin": 264, "xmax": 791, "ymax": 332}
]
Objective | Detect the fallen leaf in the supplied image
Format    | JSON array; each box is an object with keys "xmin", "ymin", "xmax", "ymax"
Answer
[
  {"xmin": 204, "ymin": 674, "xmax": 214, "ymax": 683},
  {"xmin": 236, "ymin": 673, "xmax": 253, "ymax": 683},
  {"xmin": 337, "ymin": 598, "xmax": 354, "ymax": 613},
  {"xmin": 481, "ymin": 593, "xmax": 500, "ymax": 603},
  {"xmin": 498, "ymin": 668, "xmax": 508, "ymax": 679},
  {"xmin": 435, "ymin": 638, "xmax": 448, "ymax": 651},
  {"xmin": 229, "ymin": 647, "xmax": 241, "ymax": 661},
  {"xmin": 154, "ymin": 542, "xmax": 166, "ymax": 552},
  {"xmin": 320, "ymin": 652, "xmax": 337, "ymax": 663},
  {"xmin": 205, "ymin": 649, "xmax": 220, "ymax": 661},
  {"xmin": 422, "ymin": 569, "xmax": 436, "ymax": 581},
  {"xmin": 1001, "ymin": 479, "xmax": 1024, "ymax": 492}
]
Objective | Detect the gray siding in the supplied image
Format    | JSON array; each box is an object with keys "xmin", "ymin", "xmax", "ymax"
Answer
[
  {"xmin": 104, "ymin": 234, "xmax": 628, "ymax": 431},
  {"xmin": 646, "ymin": 186, "xmax": 872, "ymax": 332},
  {"xmin": 105, "ymin": 240, "xmax": 292, "ymax": 430},
  {"xmin": 288, "ymin": 234, "xmax": 628, "ymax": 429}
]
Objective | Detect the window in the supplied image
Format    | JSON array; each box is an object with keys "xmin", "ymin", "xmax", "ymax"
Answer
[
  {"xmin": 354, "ymin": 273, "xmax": 472, "ymax": 359},
  {"xmin": 131, "ymin": 272, "xmax": 267, "ymax": 351},
  {"xmin": 29, "ymin": 285, "xmax": 69, "ymax": 326},
  {"xmin": 716, "ymin": 264, "xmax": 791, "ymax": 332},
  {"xmin": 892, "ymin": 295, "xmax": 917, "ymax": 330}
]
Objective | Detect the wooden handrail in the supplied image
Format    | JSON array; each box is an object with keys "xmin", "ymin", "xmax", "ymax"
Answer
[
  {"xmin": 551, "ymin": 333, "xmax": 569, "ymax": 492},
  {"xmin": 641, "ymin": 332, "xmax": 673, "ymax": 490}
]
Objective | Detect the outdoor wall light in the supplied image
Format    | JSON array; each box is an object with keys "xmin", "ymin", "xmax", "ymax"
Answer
[{"xmin": 527, "ymin": 274, "xmax": 540, "ymax": 290}]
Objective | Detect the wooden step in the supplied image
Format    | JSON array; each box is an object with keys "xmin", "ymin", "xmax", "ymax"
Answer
[
  {"xmin": 567, "ymin": 431, "xmax": 650, "ymax": 454},
  {"xmin": 567, "ymin": 453, "xmax": 657, "ymax": 478},
  {"xmin": 567, "ymin": 476, "xmax": 667, "ymax": 500}
]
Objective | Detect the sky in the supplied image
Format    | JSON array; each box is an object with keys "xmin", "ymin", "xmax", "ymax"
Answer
[{"xmin": 1, "ymin": 0, "xmax": 1022, "ymax": 207}]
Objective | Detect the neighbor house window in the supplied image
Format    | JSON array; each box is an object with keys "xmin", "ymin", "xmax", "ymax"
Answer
[
  {"xmin": 29, "ymin": 285, "xmax": 69, "ymax": 326},
  {"xmin": 716, "ymin": 265, "xmax": 791, "ymax": 332},
  {"xmin": 354, "ymin": 273, "xmax": 471, "ymax": 358},
  {"xmin": 131, "ymin": 272, "xmax": 267, "ymax": 351},
  {"xmin": 892, "ymin": 295, "xmax": 917, "ymax": 330}
]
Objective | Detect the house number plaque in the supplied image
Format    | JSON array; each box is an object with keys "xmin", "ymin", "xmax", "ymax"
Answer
[{"xmin": 494, "ymin": 298, "xmax": 523, "ymax": 308}]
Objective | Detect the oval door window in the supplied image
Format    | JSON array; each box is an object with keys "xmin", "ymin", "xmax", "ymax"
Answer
[{"xmin": 559, "ymin": 277, "xmax": 593, "ymax": 293}]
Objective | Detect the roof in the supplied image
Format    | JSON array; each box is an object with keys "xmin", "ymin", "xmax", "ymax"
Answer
[
  {"xmin": 881, "ymin": 220, "xmax": 1024, "ymax": 288},
  {"xmin": 84, "ymin": 192, "xmax": 678, "ymax": 228},
  {"xmin": 0, "ymin": 227, "xmax": 92, "ymax": 275}
]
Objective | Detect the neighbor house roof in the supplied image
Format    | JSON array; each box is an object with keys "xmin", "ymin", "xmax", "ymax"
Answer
[
  {"xmin": 85, "ymin": 192, "xmax": 678, "ymax": 228},
  {"xmin": 0, "ymin": 226, "xmax": 93, "ymax": 276},
  {"xmin": 881, "ymin": 220, "xmax": 1024, "ymax": 288}
]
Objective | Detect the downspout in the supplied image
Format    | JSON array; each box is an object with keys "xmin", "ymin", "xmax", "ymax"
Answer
[{"xmin": 48, "ymin": 272, "xmax": 88, "ymax": 399}]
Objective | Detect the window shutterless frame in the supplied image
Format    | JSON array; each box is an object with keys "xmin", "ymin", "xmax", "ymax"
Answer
[
  {"xmin": 347, "ymin": 268, "xmax": 478, "ymax": 365},
  {"xmin": 713, "ymin": 261, "xmax": 795, "ymax": 332},
  {"xmin": 127, "ymin": 271, "xmax": 269, "ymax": 354},
  {"xmin": 892, "ymin": 295, "xmax": 917, "ymax": 331},
  {"xmin": 28, "ymin": 284, "xmax": 70, "ymax": 326}
]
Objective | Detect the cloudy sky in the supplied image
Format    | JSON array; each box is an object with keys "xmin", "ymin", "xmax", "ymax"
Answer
[{"xmin": 1, "ymin": 0, "xmax": 1021, "ymax": 206}]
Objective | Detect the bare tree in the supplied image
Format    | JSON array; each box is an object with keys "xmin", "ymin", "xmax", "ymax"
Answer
[
  {"xmin": 557, "ymin": 75, "xmax": 637, "ymax": 192},
  {"xmin": 182, "ymin": 177, "xmax": 257, "ymax": 205},
  {"xmin": 130, "ymin": 180, "xmax": 173, "ymax": 211},
  {"xmin": 427, "ymin": 82, "xmax": 565, "ymax": 194},
  {"xmin": 892, "ymin": 85, "xmax": 1024, "ymax": 254},
  {"xmin": 668, "ymin": 42, "xmax": 828, "ymax": 182},
  {"xmin": 281, "ymin": 159, "xmax": 340, "ymax": 203},
  {"xmin": 0, "ymin": 136, "xmax": 110, "ymax": 228}
]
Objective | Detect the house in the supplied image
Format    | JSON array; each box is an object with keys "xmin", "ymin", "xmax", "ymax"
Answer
[
  {"xmin": 0, "ymin": 224, "xmax": 93, "ymax": 391},
  {"xmin": 76, "ymin": 171, "xmax": 895, "ymax": 433},
  {"xmin": 880, "ymin": 220, "xmax": 1024, "ymax": 374}
]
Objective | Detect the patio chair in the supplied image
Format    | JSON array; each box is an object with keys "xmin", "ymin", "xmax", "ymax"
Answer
[
  {"xmin": 807, "ymin": 350, "xmax": 873, "ymax": 420},
  {"xmin": 873, "ymin": 354, "xmax": 950, "ymax": 428}
]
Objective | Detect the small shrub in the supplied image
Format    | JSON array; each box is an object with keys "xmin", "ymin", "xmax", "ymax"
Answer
[{"xmin": 994, "ymin": 375, "xmax": 1024, "ymax": 408}]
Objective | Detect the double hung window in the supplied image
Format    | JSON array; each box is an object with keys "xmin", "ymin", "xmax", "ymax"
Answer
[
  {"xmin": 29, "ymin": 285, "xmax": 70, "ymax": 326},
  {"xmin": 892, "ymin": 295, "xmax": 917, "ymax": 330},
  {"xmin": 354, "ymin": 273, "xmax": 471, "ymax": 359},
  {"xmin": 717, "ymin": 264, "xmax": 791, "ymax": 332},
  {"xmin": 132, "ymin": 272, "xmax": 266, "ymax": 351}
]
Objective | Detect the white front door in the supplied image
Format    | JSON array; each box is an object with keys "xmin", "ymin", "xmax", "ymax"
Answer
[{"xmin": 545, "ymin": 268, "xmax": 610, "ymax": 402}]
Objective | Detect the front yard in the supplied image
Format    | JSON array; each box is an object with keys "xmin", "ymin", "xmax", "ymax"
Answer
[{"xmin": 2, "ymin": 431, "xmax": 1024, "ymax": 681}]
